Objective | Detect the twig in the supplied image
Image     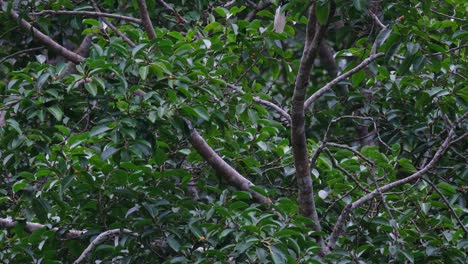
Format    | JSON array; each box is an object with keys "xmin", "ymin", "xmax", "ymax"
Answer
[
  {"xmin": 90, "ymin": 0, "xmax": 136, "ymax": 47},
  {"xmin": 224, "ymin": 0, "xmax": 237, "ymax": 7},
  {"xmin": 30, "ymin": 10, "xmax": 142, "ymax": 24},
  {"xmin": 304, "ymin": 53, "xmax": 384, "ymax": 109},
  {"xmin": 227, "ymin": 84, "xmax": 291, "ymax": 125},
  {"xmin": 430, "ymin": 8, "xmax": 467, "ymax": 22},
  {"xmin": 428, "ymin": 44, "xmax": 468, "ymax": 56},
  {"xmin": 8, "ymin": 8, "xmax": 84, "ymax": 63},
  {"xmin": 73, "ymin": 229, "xmax": 138, "ymax": 263},
  {"xmin": 326, "ymin": 142, "xmax": 374, "ymax": 166},
  {"xmin": 423, "ymin": 177, "xmax": 468, "ymax": 235},
  {"xmin": 0, "ymin": 46, "xmax": 44, "ymax": 64},
  {"xmin": 369, "ymin": 11, "xmax": 386, "ymax": 30},
  {"xmin": 253, "ymin": 97, "xmax": 291, "ymax": 124},
  {"xmin": 327, "ymin": 126, "xmax": 457, "ymax": 251},
  {"xmin": 136, "ymin": 0, "xmax": 156, "ymax": 39},
  {"xmin": 324, "ymin": 148, "xmax": 371, "ymax": 193},
  {"xmin": 156, "ymin": 0, "xmax": 187, "ymax": 24},
  {"xmin": 246, "ymin": 0, "xmax": 272, "ymax": 21},
  {"xmin": 0, "ymin": 217, "xmax": 86, "ymax": 239}
]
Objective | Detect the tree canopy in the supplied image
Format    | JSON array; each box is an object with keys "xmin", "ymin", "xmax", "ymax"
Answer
[{"xmin": 0, "ymin": 0, "xmax": 466, "ymax": 263}]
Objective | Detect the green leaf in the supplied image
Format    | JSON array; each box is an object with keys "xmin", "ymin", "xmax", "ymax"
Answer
[
  {"xmin": 398, "ymin": 158, "xmax": 416, "ymax": 173},
  {"xmin": 437, "ymin": 182, "xmax": 456, "ymax": 195},
  {"xmin": 13, "ymin": 180, "xmax": 27, "ymax": 193},
  {"xmin": 139, "ymin": 66, "xmax": 149, "ymax": 80},
  {"xmin": 315, "ymin": 1, "xmax": 330, "ymax": 25},
  {"xmin": 84, "ymin": 82, "xmax": 98, "ymax": 97},
  {"xmin": 374, "ymin": 28, "xmax": 392, "ymax": 48},
  {"xmin": 47, "ymin": 106, "xmax": 63, "ymax": 121},
  {"xmin": 270, "ymin": 245, "xmax": 286, "ymax": 264},
  {"xmin": 89, "ymin": 125, "xmax": 111, "ymax": 137},
  {"xmin": 353, "ymin": 0, "xmax": 367, "ymax": 11},
  {"xmin": 83, "ymin": 18, "xmax": 100, "ymax": 27}
]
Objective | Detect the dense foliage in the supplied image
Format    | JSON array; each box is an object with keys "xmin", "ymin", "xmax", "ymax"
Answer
[{"xmin": 0, "ymin": 0, "xmax": 466, "ymax": 263}]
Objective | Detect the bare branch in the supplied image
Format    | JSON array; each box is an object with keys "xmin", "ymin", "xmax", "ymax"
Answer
[
  {"xmin": 156, "ymin": 0, "xmax": 188, "ymax": 24},
  {"xmin": 327, "ymin": 126, "xmax": 457, "ymax": 250},
  {"xmin": 430, "ymin": 8, "xmax": 467, "ymax": 22},
  {"xmin": 7, "ymin": 9, "xmax": 84, "ymax": 63},
  {"xmin": 0, "ymin": 46, "xmax": 44, "ymax": 64},
  {"xmin": 90, "ymin": 0, "xmax": 136, "ymax": 47},
  {"xmin": 30, "ymin": 10, "xmax": 142, "ymax": 24},
  {"xmin": 369, "ymin": 11, "xmax": 386, "ymax": 29},
  {"xmin": 224, "ymin": 0, "xmax": 237, "ymax": 7},
  {"xmin": 304, "ymin": 53, "xmax": 384, "ymax": 109},
  {"xmin": 324, "ymin": 148, "xmax": 371, "ymax": 193},
  {"xmin": 290, "ymin": 3, "xmax": 329, "ymax": 254},
  {"xmin": 0, "ymin": 217, "xmax": 86, "ymax": 239},
  {"xmin": 227, "ymin": 84, "xmax": 291, "ymax": 125},
  {"xmin": 184, "ymin": 119, "xmax": 271, "ymax": 205},
  {"xmin": 246, "ymin": 0, "xmax": 272, "ymax": 21},
  {"xmin": 73, "ymin": 229, "xmax": 138, "ymax": 263},
  {"xmin": 136, "ymin": 0, "xmax": 156, "ymax": 39},
  {"xmin": 326, "ymin": 142, "xmax": 374, "ymax": 166},
  {"xmin": 253, "ymin": 97, "xmax": 291, "ymax": 124}
]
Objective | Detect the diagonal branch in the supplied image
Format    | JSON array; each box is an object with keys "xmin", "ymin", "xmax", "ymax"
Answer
[
  {"xmin": 136, "ymin": 0, "xmax": 156, "ymax": 39},
  {"xmin": 90, "ymin": 0, "xmax": 136, "ymax": 47},
  {"xmin": 156, "ymin": 0, "xmax": 188, "ymax": 24},
  {"xmin": 7, "ymin": 8, "xmax": 84, "ymax": 63},
  {"xmin": 184, "ymin": 119, "xmax": 271, "ymax": 205},
  {"xmin": 304, "ymin": 53, "xmax": 384, "ymax": 109},
  {"xmin": 227, "ymin": 83, "xmax": 291, "ymax": 125},
  {"xmin": 73, "ymin": 229, "xmax": 138, "ymax": 264},
  {"xmin": 422, "ymin": 177, "xmax": 468, "ymax": 235},
  {"xmin": 327, "ymin": 126, "xmax": 457, "ymax": 251},
  {"xmin": 30, "ymin": 10, "xmax": 142, "ymax": 24}
]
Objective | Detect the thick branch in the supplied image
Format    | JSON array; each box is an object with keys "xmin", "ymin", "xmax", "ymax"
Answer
[
  {"xmin": 74, "ymin": 229, "xmax": 138, "ymax": 263},
  {"xmin": 304, "ymin": 53, "xmax": 384, "ymax": 109},
  {"xmin": 136, "ymin": 0, "xmax": 156, "ymax": 39},
  {"xmin": 0, "ymin": 217, "xmax": 86, "ymax": 239},
  {"xmin": 30, "ymin": 10, "xmax": 142, "ymax": 24},
  {"xmin": 327, "ymin": 127, "xmax": 457, "ymax": 251},
  {"xmin": 186, "ymin": 121, "xmax": 271, "ymax": 205},
  {"xmin": 8, "ymin": 9, "xmax": 84, "ymax": 63},
  {"xmin": 290, "ymin": 3, "xmax": 328, "ymax": 255}
]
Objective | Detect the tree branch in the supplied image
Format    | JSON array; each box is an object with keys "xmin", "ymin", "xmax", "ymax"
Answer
[
  {"xmin": 227, "ymin": 83, "xmax": 291, "ymax": 125},
  {"xmin": 327, "ymin": 126, "xmax": 457, "ymax": 251},
  {"xmin": 422, "ymin": 177, "xmax": 468, "ymax": 235},
  {"xmin": 156, "ymin": 0, "xmax": 188, "ymax": 24},
  {"xmin": 7, "ymin": 8, "xmax": 84, "ymax": 63},
  {"xmin": 290, "ymin": 3, "xmax": 329, "ymax": 254},
  {"xmin": 304, "ymin": 53, "xmax": 384, "ymax": 109},
  {"xmin": 30, "ymin": 10, "xmax": 142, "ymax": 24},
  {"xmin": 246, "ymin": 0, "xmax": 272, "ymax": 21},
  {"xmin": 185, "ymin": 120, "xmax": 271, "ymax": 205},
  {"xmin": 90, "ymin": 0, "xmax": 136, "ymax": 47},
  {"xmin": 0, "ymin": 217, "xmax": 86, "ymax": 239},
  {"xmin": 73, "ymin": 229, "xmax": 138, "ymax": 263},
  {"xmin": 136, "ymin": 0, "xmax": 156, "ymax": 39}
]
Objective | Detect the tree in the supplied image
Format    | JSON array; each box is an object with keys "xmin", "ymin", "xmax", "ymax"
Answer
[{"xmin": 0, "ymin": 0, "xmax": 466, "ymax": 263}]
